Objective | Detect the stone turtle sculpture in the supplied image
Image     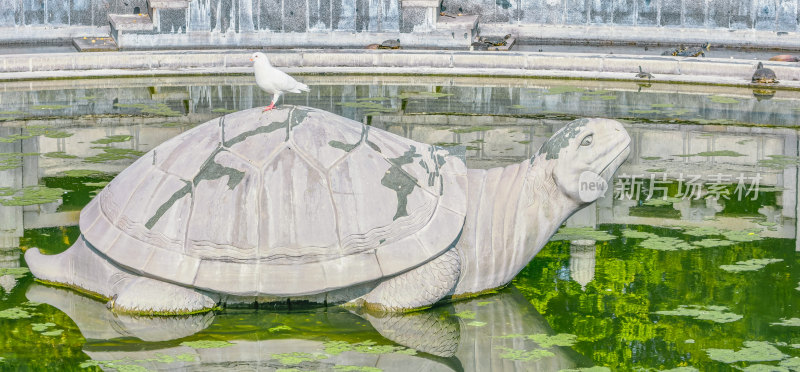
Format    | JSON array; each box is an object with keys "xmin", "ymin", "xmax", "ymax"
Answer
[{"xmin": 25, "ymin": 106, "xmax": 630, "ymax": 315}]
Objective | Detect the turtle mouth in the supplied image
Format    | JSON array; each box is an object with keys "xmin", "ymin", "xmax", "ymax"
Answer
[{"xmin": 598, "ymin": 141, "xmax": 631, "ymax": 182}]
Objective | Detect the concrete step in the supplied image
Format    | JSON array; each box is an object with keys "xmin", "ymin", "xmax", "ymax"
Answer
[
  {"xmin": 108, "ymin": 14, "xmax": 154, "ymax": 31},
  {"xmin": 148, "ymin": 0, "xmax": 190, "ymax": 9},
  {"xmin": 72, "ymin": 36, "xmax": 119, "ymax": 52}
]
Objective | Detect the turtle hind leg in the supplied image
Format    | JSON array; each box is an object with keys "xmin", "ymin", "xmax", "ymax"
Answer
[
  {"xmin": 25, "ymin": 235, "xmax": 218, "ymax": 315},
  {"xmin": 361, "ymin": 249, "xmax": 461, "ymax": 312},
  {"xmin": 111, "ymin": 276, "xmax": 218, "ymax": 315}
]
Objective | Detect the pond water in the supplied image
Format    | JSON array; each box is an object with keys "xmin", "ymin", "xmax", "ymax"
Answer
[{"xmin": 0, "ymin": 76, "xmax": 799, "ymax": 371}]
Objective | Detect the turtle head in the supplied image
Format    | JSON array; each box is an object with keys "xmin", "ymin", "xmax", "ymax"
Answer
[{"xmin": 532, "ymin": 118, "xmax": 631, "ymax": 206}]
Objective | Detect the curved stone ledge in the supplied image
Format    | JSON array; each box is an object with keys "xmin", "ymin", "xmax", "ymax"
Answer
[{"xmin": 1, "ymin": 49, "xmax": 799, "ymax": 89}]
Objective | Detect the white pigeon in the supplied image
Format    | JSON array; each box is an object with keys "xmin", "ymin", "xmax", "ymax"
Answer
[{"xmin": 250, "ymin": 52, "xmax": 310, "ymax": 111}]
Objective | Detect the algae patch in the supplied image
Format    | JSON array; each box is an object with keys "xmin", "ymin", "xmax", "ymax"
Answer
[
  {"xmin": 92, "ymin": 135, "xmax": 132, "ymax": 145},
  {"xmin": 44, "ymin": 152, "xmax": 78, "ymax": 159},
  {"xmin": 654, "ymin": 305, "xmax": 742, "ymax": 323},
  {"xmin": 0, "ymin": 186, "xmax": 65, "ymax": 206},
  {"xmin": 0, "ymin": 267, "xmax": 30, "ymax": 279},
  {"xmin": 323, "ymin": 340, "xmax": 416, "ymax": 356},
  {"xmin": 621, "ymin": 230, "xmax": 657, "ymax": 239},
  {"xmin": 496, "ymin": 347, "xmax": 555, "ymax": 362},
  {"xmin": 705, "ymin": 341, "xmax": 786, "ymax": 363},
  {"xmin": 268, "ymin": 325, "xmax": 292, "ymax": 332},
  {"xmin": 639, "ymin": 236, "xmax": 694, "ymax": 251},
  {"xmin": 551, "ymin": 227, "xmax": 616, "ymax": 241},
  {"xmin": 693, "ymin": 239, "xmax": 733, "ymax": 248},
  {"xmin": 271, "ymin": 352, "xmax": 326, "ymax": 365},
  {"xmin": 467, "ymin": 321, "xmax": 487, "ymax": 327},
  {"xmin": 674, "ymin": 150, "xmax": 745, "ymax": 157},
  {"xmin": 179, "ymin": 340, "xmax": 234, "ymax": 349},
  {"xmin": 453, "ymin": 310, "xmax": 476, "ymax": 319},
  {"xmin": 771, "ymin": 318, "xmax": 800, "ymax": 327},
  {"xmin": 0, "ymin": 307, "xmax": 33, "ymax": 319},
  {"xmin": 720, "ymin": 258, "xmax": 783, "ymax": 272}
]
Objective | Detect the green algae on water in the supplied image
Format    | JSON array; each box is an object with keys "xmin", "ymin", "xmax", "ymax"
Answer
[
  {"xmin": 621, "ymin": 230, "xmax": 657, "ymax": 239},
  {"xmin": 659, "ymin": 368, "xmax": 699, "ymax": 372},
  {"xmin": 477, "ymin": 301, "xmax": 493, "ymax": 306},
  {"xmin": 62, "ymin": 169, "xmax": 105, "ymax": 177},
  {"xmin": 114, "ymin": 103, "xmax": 181, "ymax": 116},
  {"xmin": 675, "ymin": 150, "xmax": 746, "ymax": 157},
  {"xmin": 654, "ymin": 305, "xmax": 742, "ymax": 323},
  {"xmin": 451, "ymin": 126, "xmax": 492, "ymax": 134},
  {"xmin": 323, "ymin": 340, "xmax": 416, "ymax": 356},
  {"xmin": 467, "ymin": 321, "xmax": 487, "ymax": 327},
  {"xmin": 682, "ymin": 226, "xmax": 723, "ymax": 236},
  {"xmin": 496, "ymin": 346, "xmax": 554, "ymax": 362},
  {"xmin": 0, "ymin": 267, "xmax": 30, "ymax": 279},
  {"xmin": 527, "ymin": 333, "xmax": 578, "ymax": 348},
  {"xmin": 644, "ymin": 168, "xmax": 667, "ymax": 173},
  {"xmin": 551, "ymin": 227, "xmax": 616, "ymax": 241},
  {"xmin": 0, "ymin": 307, "xmax": 33, "ymax": 319},
  {"xmin": 44, "ymin": 152, "xmax": 78, "ymax": 159},
  {"xmin": 268, "ymin": 325, "xmax": 292, "ymax": 332},
  {"xmin": 639, "ymin": 236, "xmax": 694, "ymax": 251},
  {"xmin": 92, "ymin": 135, "xmax": 132, "ymax": 144},
  {"xmin": 84, "ymin": 147, "xmax": 144, "ymax": 163},
  {"xmin": 334, "ymin": 366, "xmax": 381, "ymax": 372},
  {"xmin": 30, "ymin": 104, "xmax": 70, "ymax": 110},
  {"xmin": 706, "ymin": 341, "xmax": 785, "ymax": 363},
  {"xmin": 0, "ymin": 186, "xmax": 65, "ymax": 206},
  {"xmin": 693, "ymin": 239, "xmax": 733, "ymax": 248},
  {"xmin": 759, "ymin": 155, "xmax": 800, "ymax": 169},
  {"xmin": 454, "ymin": 310, "xmax": 476, "ymax": 319},
  {"xmin": 722, "ymin": 230, "xmax": 762, "ymax": 242},
  {"xmin": 643, "ymin": 198, "xmax": 672, "ymax": 207},
  {"xmin": 545, "ymin": 86, "xmax": 586, "ymax": 95},
  {"xmin": 771, "ymin": 318, "xmax": 800, "ymax": 327},
  {"xmin": 40, "ymin": 329, "xmax": 63, "ymax": 337},
  {"xmin": 179, "ymin": 340, "xmax": 234, "ymax": 349},
  {"xmin": 83, "ymin": 181, "xmax": 109, "ymax": 187},
  {"xmin": 641, "ymin": 156, "xmax": 662, "ymax": 160},
  {"xmin": 559, "ymin": 368, "xmax": 613, "ymax": 372},
  {"xmin": 397, "ymin": 91, "xmax": 453, "ymax": 99},
  {"xmin": 31, "ymin": 322, "xmax": 55, "ymax": 332},
  {"xmin": 720, "ymin": 258, "xmax": 783, "ymax": 272},
  {"xmin": 271, "ymin": 352, "xmax": 326, "ymax": 365}
]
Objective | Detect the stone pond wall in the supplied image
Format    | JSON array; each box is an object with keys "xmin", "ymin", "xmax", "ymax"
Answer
[{"xmin": 0, "ymin": 0, "xmax": 798, "ymax": 47}]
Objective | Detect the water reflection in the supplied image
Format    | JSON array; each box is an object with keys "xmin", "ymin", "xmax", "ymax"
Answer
[
  {"xmin": 1, "ymin": 76, "xmax": 799, "ymax": 370},
  {"xmin": 25, "ymin": 283, "xmax": 589, "ymax": 371}
]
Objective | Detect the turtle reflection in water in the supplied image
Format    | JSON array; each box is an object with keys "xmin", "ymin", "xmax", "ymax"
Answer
[
  {"xmin": 25, "ymin": 282, "xmax": 592, "ymax": 371},
  {"xmin": 25, "ymin": 106, "xmax": 631, "ymax": 315}
]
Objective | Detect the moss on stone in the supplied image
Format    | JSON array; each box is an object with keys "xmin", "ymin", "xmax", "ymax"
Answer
[{"xmin": 333, "ymin": 366, "xmax": 381, "ymax": 372}]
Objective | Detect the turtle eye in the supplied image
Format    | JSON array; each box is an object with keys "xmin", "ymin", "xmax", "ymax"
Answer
[{"xmin": 580, "ymin": 135, "xmax": 593, "ymax": 147}]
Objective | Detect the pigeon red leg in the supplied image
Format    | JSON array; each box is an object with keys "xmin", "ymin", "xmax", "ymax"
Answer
[{"xmin": 263, "ymin": 92, "xmax": 282, "ymax": 112}]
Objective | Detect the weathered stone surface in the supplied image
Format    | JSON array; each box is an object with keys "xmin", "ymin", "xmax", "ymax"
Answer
[{"xmin": 24, "ymin": 107, "xmax": 631, "ymax": 315}]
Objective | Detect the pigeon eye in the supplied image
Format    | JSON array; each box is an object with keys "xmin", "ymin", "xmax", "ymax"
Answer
[{"xmin": 580, "ymin": 135, "xmax": 593, "ymax": 146}]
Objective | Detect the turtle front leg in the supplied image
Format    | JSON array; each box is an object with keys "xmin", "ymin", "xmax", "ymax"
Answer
[
  {"xmin": 263, "ymin": 92, "xmax": 282, "ymax": 112},
  {"xmin": 359, "ymin": 249, "xmax": 461, "ymax": 312}
]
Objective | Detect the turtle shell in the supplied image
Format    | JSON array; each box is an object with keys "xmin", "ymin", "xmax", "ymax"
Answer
[{"xmin": 78, "ymin": 106, "xmax": 468, "ymax": 296}]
